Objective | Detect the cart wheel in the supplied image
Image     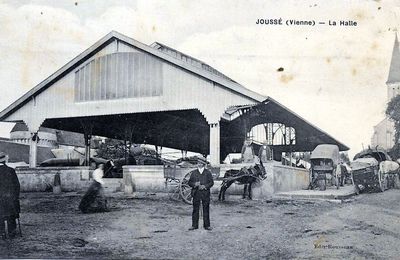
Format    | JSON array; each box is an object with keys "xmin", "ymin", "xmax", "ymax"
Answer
[
  {"xmin": 394, "ymin": 174, "xmax": 400, "ymax": 189},
  {"xmin": 180, "ymin": 171, "xmax": 193, "ymax": 204},
  {"xmin": 351, "ymin": 173, "xmax": 359, "ymax": 194},
  {"xmin": 378, "ymin": 171, "xmax": 386, "ymax": 192},
  {"xmin": 180, "ymin": 183, "xmax": 193, "ymax": 204}
]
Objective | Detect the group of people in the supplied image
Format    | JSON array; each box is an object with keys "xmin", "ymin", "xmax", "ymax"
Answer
[
  {"xmin": 241, "ymin": 139, "xmax": 273, "ymax": 163},
  {"xmin": 1, "ymin": 139, "xmax": 270, "ymax": 236},
  {"xmin": 84, "ymin": 155, "xmax": 217, "ymax": 230},
  {"xmin": 0, "ymin": 151, "xmax": 108, "ymax": 239}
]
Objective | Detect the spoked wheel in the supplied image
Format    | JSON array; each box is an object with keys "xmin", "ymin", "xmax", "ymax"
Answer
[
  {"xmin": 378, "ymin": 171, "xmax": 387, "ymax": 192},
  {"xmin": 180, "ymin": 171, "xmax": 193, "ymax": 204},
  {"xmin": 395, "ymin": 174, "xmax": 400, "ymax": 189}
]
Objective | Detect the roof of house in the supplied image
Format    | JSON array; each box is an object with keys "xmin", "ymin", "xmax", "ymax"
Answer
[
  {"xmin": 9, "ymin": 122, "xmax": 85, "ymax": 147},
  {"xmin": 0, "ymin": 140, "xmax": 55, "ymax": 163},
  {"xmin": 11, "ymin": 122, "xmax": 56, "ymax": 134}
]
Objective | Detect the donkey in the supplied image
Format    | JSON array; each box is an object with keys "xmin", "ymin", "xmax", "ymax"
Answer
[{"xmin": 218, "ymin": 160, "xmax": 267, "ymax": 201}]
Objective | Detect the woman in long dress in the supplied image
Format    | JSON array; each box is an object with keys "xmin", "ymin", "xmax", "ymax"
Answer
[{"xmin": 79, "ymin": 163, "xmax": 108, "ymax": 213}]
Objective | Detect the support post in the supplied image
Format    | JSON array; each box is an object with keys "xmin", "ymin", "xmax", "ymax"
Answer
[
  {"xmin": 81, "ymin": 120, "xmax": 93, "ymax": 166},
  {"xmin": 84, "ymin": 133, "xmax": 92, "ymax": 166},
  {"xmin": 124, "ymin": 123, "xmax": 133, "ymax": 165},
  {"xmin": 29, "ymin": 132, "xmax": 38, "ymax": 168},
  {"xmin": 209, "ymin": 122, "xmax": 220, "ymax": 166},
  {"xmin": 124, "ymin": 139, "xmax": 127, "ymax": 164}
]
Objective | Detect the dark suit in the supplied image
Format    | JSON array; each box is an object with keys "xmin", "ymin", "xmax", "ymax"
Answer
[
  {"xmin": 188, "ymin": 168, "xmax": 214, "ymax": 228},
  {"xmin": 0, "ymin": 163, "xmax": 20, "ymax": 236}
]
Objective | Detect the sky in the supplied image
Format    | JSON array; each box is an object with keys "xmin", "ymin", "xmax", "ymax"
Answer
[{"xmin": 0, "ymin": 0, "xmax": 399, "ymax": 158}]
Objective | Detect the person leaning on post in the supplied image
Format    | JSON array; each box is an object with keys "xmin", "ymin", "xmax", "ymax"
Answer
[
  {"xmin": 188, "ymin": 156, "xmax": 214, "ymax": 231},
  {"xmin": 0, "ymin": 152, "xmax": 21, "ymax": 239}
]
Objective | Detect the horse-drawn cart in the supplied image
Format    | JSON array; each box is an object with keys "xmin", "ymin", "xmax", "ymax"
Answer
[
  {"xmin": 164, "ymin": 160, "xmax": 267, "ymax": 203},
  {"xmin": 164, "ymin": 164, "xmax": 195, "ymax": 204},
  {"xmin": 351, "ymin": 148, "xmax": 400, "ymax": 193},
  {"xmin": 351, "ymin": 158, "xmax": 382, "ymax": 193},
  {"xmin": 309, "ymin": 144, "xmax": 340, "ymax": 190}
]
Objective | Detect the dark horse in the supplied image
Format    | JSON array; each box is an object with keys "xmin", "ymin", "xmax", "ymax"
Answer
[{"xmin": 218, "ymin": 161, "xmax": 267, "ymax": 201}]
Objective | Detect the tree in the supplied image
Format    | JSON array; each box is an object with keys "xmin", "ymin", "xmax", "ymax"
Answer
[
  {"xmin": 96, "ymin": 138, "xmax": 127, "ymax": 160},
  {"xmin": 385, "ymin": 95, "xmax": 400, "ymax": 159},
  {"xmin": 388, "ymin": 143, "xmax": 400, "ymax": 160},
  {"xmin": 96, "ymin": 138, "xmax": 160, "ymax": 163}
]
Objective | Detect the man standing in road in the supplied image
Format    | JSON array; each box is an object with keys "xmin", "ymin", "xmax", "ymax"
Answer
[
  {"xmin": 0, "ymin": 152, "xmax": 20, "ymax": 238},
  {"xmin": 188, "ymin": 156, "xmax": 214, "ymax": 231}
]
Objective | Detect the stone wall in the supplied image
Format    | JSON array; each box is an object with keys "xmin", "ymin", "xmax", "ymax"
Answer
[
  {"xmin": 15, "ymin": 163, "xmax": 309, "ymax": 196},
  {"xmin": 123, "ymin": 165, "xmax": 244, "ymax": 195},
  {"xmin": 16, "ymin": 167, "xmax": 91, "ymax": 192},
  {"xmin": 122, "ymin": 163, "xmax": 309, "ymax": 199},
  {"xmin": 123, "ymin": 165, "xmax": 167, "ymax": 194},
  {"xmin": 272, "ymin": 165, "xmax": 309, "ymax": 192}
]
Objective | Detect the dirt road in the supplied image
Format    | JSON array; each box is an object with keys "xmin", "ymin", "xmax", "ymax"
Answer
[{"xmin": 1, "ymin": 190, "xmax": 399, "ymax": 259}]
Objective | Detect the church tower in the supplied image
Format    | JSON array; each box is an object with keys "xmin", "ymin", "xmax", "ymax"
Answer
[
  {"xmin": 371, "ymin": 34, "xmax": 399, "ymax": 150},
  {"xmin": 387, "ymin": 34, "xmax": 400, "ymax": 101}
]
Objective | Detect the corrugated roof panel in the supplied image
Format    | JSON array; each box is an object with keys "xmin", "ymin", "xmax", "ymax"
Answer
[{"xmin": 151, "ymin": 41, "xmax": 237, "ymax": 83}]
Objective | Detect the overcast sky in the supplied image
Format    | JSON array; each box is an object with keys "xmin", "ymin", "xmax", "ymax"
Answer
[{"xmin": 0, "ymin": 0, "xmax": 399, "ymax": 158}]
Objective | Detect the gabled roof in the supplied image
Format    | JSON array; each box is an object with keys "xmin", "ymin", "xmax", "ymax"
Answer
[
  {"xmin": 0, "ymin": 31, "xmax": 265, "ymax": 120},
  {"xmin": 11, "ymin": 122, "xmax": 56, "ymax": 134},
  {"xmin": 150, "ymin": 42, "xmax": 237, "ymax": 83},
  {"xmin": 0, "ymin": 140, "xmax": 55, "ymax": 163},
  {"xmin": 10, "ymin": 122, "xmax": 28, "ymax": 132},
  {"xmin": 9, "ymin": 122, "xmax": 85, "ymax": 147},
  {"xmin": 225, "ymin": 97, "xmax": 349, "ymax": 151},
  {"xmin": 373, "ymin": 117, "xmax": 394, "ymax": 129},
  {"xmin": 264, "ymin": 97, "xmax": 348, "ymax": 150},
  {"xmin": 387, "ymin": 34, "xmax": 400, "ymax": 84}
]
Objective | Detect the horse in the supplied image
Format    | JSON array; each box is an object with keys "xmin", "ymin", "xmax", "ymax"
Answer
[{"xmin": 218, "ymin": 160, "xmax": 267, "ymax": 201}]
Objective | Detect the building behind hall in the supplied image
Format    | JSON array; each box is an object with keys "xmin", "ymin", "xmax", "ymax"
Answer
[{"xmin": 371, "ymin": 34, "xmax": 400, "ymax": 150}]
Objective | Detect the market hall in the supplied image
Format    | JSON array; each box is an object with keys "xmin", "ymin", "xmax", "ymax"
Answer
[{"xmin": 0, "ymin": 31, "xmax": 348, "ymax": 194}]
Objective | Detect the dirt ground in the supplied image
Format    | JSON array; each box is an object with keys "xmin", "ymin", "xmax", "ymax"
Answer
[{"xmin": 1, "ymin": 190, "xmax": 399, "ymax": 259}]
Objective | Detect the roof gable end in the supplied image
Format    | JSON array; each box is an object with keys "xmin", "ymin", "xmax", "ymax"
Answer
[{"xmin": 0, "ymin": 31, "xmax": 265, "ymax": 120}]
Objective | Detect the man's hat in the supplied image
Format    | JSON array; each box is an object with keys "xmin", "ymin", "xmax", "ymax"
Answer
[
  {"xmin": 0, "ymin": 152, "xmax": 7, "ymax": 163},
  {"xmin": 196, "ymin": 156, "xmax": 207, "ymax": 165}
]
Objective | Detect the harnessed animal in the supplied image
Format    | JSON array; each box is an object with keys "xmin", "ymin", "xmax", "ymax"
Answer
[{"xmin": 218, "ymin": 160, "xmax": 267, "ymax": 201}]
